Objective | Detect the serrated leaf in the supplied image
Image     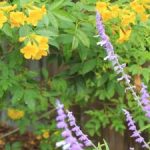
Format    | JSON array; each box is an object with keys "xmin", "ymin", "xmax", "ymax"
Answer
[
  {"xmin": 49, "ymin": 0, "xmax": 65, "ymax": 10},
  {"xmin": 79, "ymin": 59, "xmax": 97, "ymax": 74},
  {"xmin": 48, "ymin": 12, "xmax": 58, "ymax": 29},
  {"xmin": 76, "ymin": 29, "xmax": 90, "ymax": 47},
  {"xmin": 24, "ymin": 89, "xmax": 37, "ymax": 111},
  {"xmin": 36, "ymin": 28, "xmax": 58, "ymax": 37},
  {"xmin": 12, "ymin": 88, "xmax": 24, "ymax": 104},
  {"xmin": 72, "ymin": 36, "xmax": 78, "ymax": 50},
  {"xmin": 2, "ymin": 24, "xmax": 13, "ymax": 37},
  {"xmin": 19, "ymin": 25, "xmax": 32, "ymax": 37},
  {"xmin": 78, "ymin": 47, "xmax": 88, "ymax": 61},
  {"xmin": 53, "ymin": 10, "xmax": 73, "ymax": 22}
]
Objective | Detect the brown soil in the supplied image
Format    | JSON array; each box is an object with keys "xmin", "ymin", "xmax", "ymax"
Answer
[{"xmin": 0, "ymin": 123, "xmax": 40, "ymax": 150}]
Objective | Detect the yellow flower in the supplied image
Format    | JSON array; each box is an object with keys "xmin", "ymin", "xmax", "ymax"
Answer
[
  {"xmin": 10, "ymin": 11, "xmax": 26, "ymax": 28},
  {"xmin": 7, "ymin": 108, "xmax": 24, "ymax": 120},
  {"xmin": 142, "ymin": 0, "xmax": 150, "ymax": 2},
  {"xmin": 20, "ymin": 42, "xmax": 39, "ymax": 59},
  {"xmin": 26, "ymin": 5, "xmax": 46, "ymax": 26},
  {"xmin": 0, "ymin": 4, "xmax": 17, "ymax": 12},
  {"xmin": 140, "ymin": 13, "xmax": 149, "ymax": 22},
  {"xmin": 20, "ymin": 34, "xmax": 49, "ymax": 60},
  {"xmin": 0, "ymin": 11, "xmax": 7, "ymax": 28},
  {"xmin": 42, "ymin": 131, "xmax": 50, "ymax": 139},
  {"xmin": 121, "ymin": 12, "xmax": 136, "ymax": 26},
  {"xmin": 117, "ymin": 29, "xmax": 132, "ymax": 43},
  {"xmin": 19, "ymin": 36, "xmax": 26, "ymax": 42},
  {"xmin": 122, "ymin": 9, "xmax": 131, "ymax": 15},
  {"xmin": 130, "ymin": 1, "xmax": 145, "ymax": 14},
  {"xmin": 109, "ymin": 5, "xmax": 120, "ymax": 18},
  {"xmin": 33, "ymin": 49, "xmax": 48, "ymax": 60},
  {"xmin": 41, "ymin": 5, "xmax": 47, "ymax": 14},
  {"xmin": 31, "ymin": 34, "xmax": 49, "ymax": 50},
  {"xmin": 96, "ymin": 2, "xmax": 108, "ymax": 12},
  {"xmin": 101, "ymin": 10, "xmax": 113, "ymax": 21}
]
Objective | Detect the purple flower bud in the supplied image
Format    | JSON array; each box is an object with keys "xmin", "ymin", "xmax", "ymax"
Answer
[
  {"xmin": 56, "ymin": 114, "xmax": 66, "ymax": 121},
  {"xmin": 57, "ymin": 121, "xmax": 67, "ymax": 129},
  {"xmin": 62, "ymin": 129, "xmax": 71, "ymax": 137}
]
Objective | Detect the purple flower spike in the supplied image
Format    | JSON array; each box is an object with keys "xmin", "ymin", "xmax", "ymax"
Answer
[
  {"xmin": 123, "ymin": 109, "xmax": 149, "ymax": 148},
  {"xmin": 62, "ymin": 129, "xmax": 72, "ymax": 138},
  {"xmin": 96, "ymin": 11, "xmax": 141, "ymax": 106},
  {"xmin": 57, "ymin": 121, "xmax": 67, "ymax": 129},
  {"xmin": 56, "ymin": 100, "xmax": 83, "ymax": 150},
  {"xmin": 67, "ymin": 111, "xmax": 92, "ymax": 147},
  {"xmin": 140, "ymin": 83, "xmax": 150, "ymax": 119}
]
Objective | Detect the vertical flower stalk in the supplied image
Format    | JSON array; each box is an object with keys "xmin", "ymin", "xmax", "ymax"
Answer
[
  {"xmin": 56, "ymin": 100, "xmax": 97, "ymax": 150},
  {"xmin": 140, "ymin": 83, "xmax": 150, "ymax": 118},
  {"xmin": 56, "ymin": 100, "xmax": 83, "ymax": 150},
  {"xmin": 67, "ymin": 111, "xmax": 93, "ymax": 147},
  {"xmin": 96, "ymin": 11, "xmax": 141, "ymax": 105},
  {"xmin": 123, "ymin": 109, "xmax": 150, "ymax": 149}
]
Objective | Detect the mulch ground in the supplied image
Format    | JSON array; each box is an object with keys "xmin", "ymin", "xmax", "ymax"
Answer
[{"xmin": 0, "ymin": 123, "xmax": 40, "ymax": 150}]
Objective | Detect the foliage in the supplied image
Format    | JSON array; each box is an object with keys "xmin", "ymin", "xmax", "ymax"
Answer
[{"xmin": 0, "ymin": 0, "xmax": 149, "ymax": 149}]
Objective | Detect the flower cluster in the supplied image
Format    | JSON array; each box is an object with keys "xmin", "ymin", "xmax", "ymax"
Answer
[
  {"xmin": 56, "ymin": 100, "xmax": 92, "ymax": 150},
  {"xmin": 0, "ymin": 2, "xmax": 46, "ymax": 28},
  {"xmin": 123, "ymin": 109, "xmax": 149, "ymax": 148},
  {"xmin": 0, "ymin": 2, "xmax": 48, "ymax": 60},
  {"xmin": 96, "ymin": 11, "xmax": 140, "ymax": 105},
  {"xmin": 0, "ymin": 2, "xmax": 17, "ymax": 28},
  {"xmin": 7, "ymin": 108, "xmax": 24, "ymax": 120},
  {"xmin": 140, "ymin": 83, "xmax": 150, "ymax": 118},
  {"xmin": 96, "ymin": 1, "xmax": 149, "ymax": 43},
  {"xmin": 19, "ymin": 34, "xmax": 48, "ymax": 60}
]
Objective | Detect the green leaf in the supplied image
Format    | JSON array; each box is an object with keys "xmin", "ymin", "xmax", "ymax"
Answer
[
  {"xmin": 69, "ymin": 63, "xmax": 81, "ymax": 75},
  {"xmin": 24, "ymin": 89, "xmax": 37, "ymax": 111},
  {"xmin": 63, "ymin": 45, "xmax": 72, "ymax": 60},
  {"xmin": 139, "ymin": 124, "xmax": 150, "ymax": 132},
  {"xmin": 79, "ymin": 59, "xmax": 97, "ymax": 74},
  {"xmin": 78, "ymin": 47, "xmax": 88, "ymax": 61},
  {"xmin": 2, "ymin": 24, "xmax": 13, "ymax": 37},
  {"xmin": 48, "ymin": 12, "xmax": 58, "ymax": 29},
  {"xmin": 42, "ymin": 68, "xmax": 49, "ymax": 79},
  {"xmin": 72, "ymin": 36, "xmax": 78, "ymax": 50},
  {"xmin": 103, "ymin": 140, "xmax": 110, "ymax": 150},
  {"xmin": 12, "ymin": 88, "xmax": 24, "ymax": 104},
  {"xmin": 36, "ymin": 28, "xmax": 58, "ymax": 37},
  {"xmin": 19, "ymin": 25, "xmax": 32, "ymax": 37},
  {"xmin": 53, "ymin": 10, "xmax": 73, "ymax": 22},
  {"xmin": 51, "ymin": 78, "xmax": 67, "ymax": 92},
  {"xmin": 49, "ymin": 0, "xmax": 65, "ymax": 10},
  {"xmin": 97, "ymin": 143, "xmax": 102, "ymax": 150},
  {"xmin": 76, "ymin": 29, "xmax": 90, "ymax": 47}
]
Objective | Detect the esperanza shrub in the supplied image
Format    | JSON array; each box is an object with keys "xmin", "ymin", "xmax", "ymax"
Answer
[
  {"xmin": 0, "ymin": 0, "xmax": 150, "ymax": 149},
  {"xmin": 0, "ymin": 1, "xmax": 48, "ymax": 60}
]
